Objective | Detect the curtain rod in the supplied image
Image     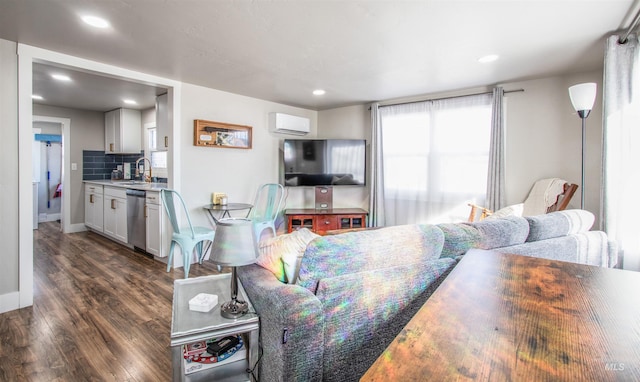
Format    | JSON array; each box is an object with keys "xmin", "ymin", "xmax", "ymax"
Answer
[
  {"xmin": 619, "ymin": 6, "xmax": 640, "ymax": 44},
  {"xmin": 377, "ymin": 88, "xmax": 524, "ymax": 109}
]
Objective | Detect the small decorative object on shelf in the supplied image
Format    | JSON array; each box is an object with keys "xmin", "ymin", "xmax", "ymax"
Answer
[
  {"xmin": 212, "ymin": 192, "xmax": 227, "ymax": 205},
  {"xmin": 184, "ymin": 341, "xmax": 208, "ymax": 357},
  {"xmin": 194, "ymin": 119, "xmax": 252, "ymax": 149}
]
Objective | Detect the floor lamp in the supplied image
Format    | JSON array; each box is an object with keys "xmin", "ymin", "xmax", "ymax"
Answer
[{"xmin": 568, "ymin": 82, "xmax": 597, "ymax": 210}]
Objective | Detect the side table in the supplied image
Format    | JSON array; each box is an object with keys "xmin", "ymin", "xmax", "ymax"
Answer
[
  {"xmin": 203, "ymin": 203, "xmax": 253, "ymax": 224},
  {"xmin": 171, "ymin": 274, "xmax": 259, "ymax": 381}
]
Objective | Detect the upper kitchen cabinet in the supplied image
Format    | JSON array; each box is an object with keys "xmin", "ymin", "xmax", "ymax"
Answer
[
  {"xmin": 156, "ymin": 94, "xmax": 169, "ymax": 150},
  {"xmin": 105, "ymin": 108, "xmax": 142, "ymax": 154}
]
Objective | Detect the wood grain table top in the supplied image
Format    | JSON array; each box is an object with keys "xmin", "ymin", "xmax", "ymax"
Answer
[{"xmin": 361, "ymin": 249, "xmax": 640, "ymax": 381}]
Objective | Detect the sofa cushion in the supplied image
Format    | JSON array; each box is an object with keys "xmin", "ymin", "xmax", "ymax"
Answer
[
  {"xmin": 472, "ymin": 215, "xmax": 530, "ymax": 248},
  {"xmin": 297, "ymin": 224, "xmax": 445, "ymax": 293},
  {"xmin": 525, "ymin": 209, "xmax": 594, "ymax": 242},
  {"xmin": 255, "ymin": 228, "xmax": 320, "ymax": 283},
  {"xmin": 437, "ymin": 223, "xmax": 481, "ymax": 258},
  {"xmin": 437, "ymin": 215, "xmax": 529, "ymax": 258},
  {"xmin": 497, "ymin": 231, "xmax": 609, "ymax": 267}
]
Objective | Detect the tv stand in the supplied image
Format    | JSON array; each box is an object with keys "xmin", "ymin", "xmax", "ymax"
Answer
[{"xmin": 286, "ymin": 208, "xmax": 368, "ymax": 235}]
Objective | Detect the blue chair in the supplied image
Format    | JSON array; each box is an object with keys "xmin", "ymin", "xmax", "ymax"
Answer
[
  {"xmin": 161, "ymin": 189, "xmax": 215, "ymax": 278},
  {"xmin": 249, "ymin": 183, "xmax": 285, "ymax": 241}
]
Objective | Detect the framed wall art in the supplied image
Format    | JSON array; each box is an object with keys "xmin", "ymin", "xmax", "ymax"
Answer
[{"xmin": 194, "ymin": 119, "xmax": 252, "ymax": 149}]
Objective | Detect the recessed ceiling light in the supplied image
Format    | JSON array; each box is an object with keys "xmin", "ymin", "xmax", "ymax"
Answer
[
  {"xmin": 478, "ymin": 54, "xmax": 499, "ymax": 63},
  {"xmin": 81, "ymin": 15, "xmax": 110, "ymax": 29},
  {"xmin": 51, "ymin": 74, "xmax": 71, "ymax": 82},
  {"xmin": 32, "ymin": 95, "xmax": 44, "ymax": 100},
  {"xmin": 123, "ymin": 99, "xmax": 137, "ymax": 105},
  {"xmin": 313, "ymin": 89, "xmax": 326, "ymax": 96}
]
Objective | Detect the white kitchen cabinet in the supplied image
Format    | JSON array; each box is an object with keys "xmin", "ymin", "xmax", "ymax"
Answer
[
  {"xmin": 85, "ymin": 184, "xmax": 104, "ymax": 232},
  {"xmin": 105, "ymin": 108, "xmax": 142, "ymax": 154},
  {"xmin": 145, "ymin": 191, "xmax": 165, "ymax": 257},
  {"xmin": 155, "ymin": 93, "xmax": 169, "ymax": 150},
  {"xmin": 103, "ymin": 186, "xmax": 128, "ymax": 243}
]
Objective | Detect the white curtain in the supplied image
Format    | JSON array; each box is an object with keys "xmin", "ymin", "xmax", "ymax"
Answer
[
  {"xmin": 371, "ymin": 94, "xmax": 492, "ymax": 225},
  {"xmin": 369, "ymin": 103, "xmax": 386, "ymax": 227},
  {"xmin": 486, "ymin": 87, "xmax": 505, "ymax": 212},
  {"xmin": 602, "ymin": 34, "xmax": 640, "ymax": 271}
]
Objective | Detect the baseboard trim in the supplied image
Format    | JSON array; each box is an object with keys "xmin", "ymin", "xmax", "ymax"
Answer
[
  {"xmin": 0, "ymin": 291, "xmax": 20, "ymax": 314},
  {"xmin": 39, "ymin": 212, "xmax": 61, "ymax": 222},
  {"xmin": 65, "ymin": 223, "xmax": 87, "ymax": 233}
]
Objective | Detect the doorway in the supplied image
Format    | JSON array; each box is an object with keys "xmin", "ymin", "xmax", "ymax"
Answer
[
  {"xmin": 32, "ymin": 116, "xmax": 70, "ymax": 232},
  {"xmin": 33, "ymin": 121, "xmax": 62, "ymax": 227}
]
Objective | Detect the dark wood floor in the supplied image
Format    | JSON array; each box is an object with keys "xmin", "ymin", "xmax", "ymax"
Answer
[{"xmin": 0, "ymin": 222, "xmax": 224, "ymax": 381}]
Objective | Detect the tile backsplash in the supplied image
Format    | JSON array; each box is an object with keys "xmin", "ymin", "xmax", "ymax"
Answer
[
  {"xmin": 82, "ymin": 150, "xmax": 143, "ymax": 181},
  {"xmin": 83, "ymin": 150, "xmax": 169, "ymax": 183}
]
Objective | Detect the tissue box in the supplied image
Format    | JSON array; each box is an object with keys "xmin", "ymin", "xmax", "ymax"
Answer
[{"xmin": 189, "ymin": 293, "xmax": 218, "ymax": 312}]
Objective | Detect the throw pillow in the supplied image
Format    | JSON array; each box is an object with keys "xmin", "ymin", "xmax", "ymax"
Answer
[
  {"xmin": 525, "ymin": 209, "xmax": 594, "ymax": 242},
  {"xmin": 255, "ymin": 237, "xmax": 287, "ymax": 282},
  {"xmin": 281, "ymin": 228, "xmax": 320, "ymax": 283},
  {"xmin": 255, "ymin": 228, "xmax": 320, "ymax": 283}
]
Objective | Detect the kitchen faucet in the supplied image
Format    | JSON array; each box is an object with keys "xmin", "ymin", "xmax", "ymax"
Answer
[{"xmin": 135, "ymin": 157, "xmax": 152, "ymax": 183}]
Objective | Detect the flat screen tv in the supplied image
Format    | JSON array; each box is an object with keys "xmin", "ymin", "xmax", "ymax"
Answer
[{"xmin": 282, "ymin": 139, "xmax": 366, "ymax": 187}]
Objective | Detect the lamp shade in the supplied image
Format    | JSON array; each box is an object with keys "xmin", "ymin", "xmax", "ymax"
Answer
[
  {"xmin": 568, "ymin": 83, "xmax": 597, "ymax": 112},
  {"xmin": 210, "ymin": 218, "xmax": 259, "ymax": 267}
]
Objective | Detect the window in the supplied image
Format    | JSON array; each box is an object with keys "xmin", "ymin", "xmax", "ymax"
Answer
[
  {"xmin": 379, "ymin": 94, "xmax": 492, "ymax": 224},
  {"xmin": 144, "ymin": 123, "xmax": 167, "ymax": 179},
  {"xmin": 151, "ymin": 150, "xmax": 168, "ymax": 178},
  {"xmin": 148, "ymin": 127, "xmax": 157, "ymax": 151}
]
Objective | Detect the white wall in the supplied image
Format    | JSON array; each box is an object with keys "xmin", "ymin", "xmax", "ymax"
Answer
[
  {"xmin": 502, "ymin": 70, "xmax": 603, "ymax": 226},
  {"xmin": 0, "ymin": 38, "xmax": 20, "ymax": 309},
  {"xmin": 178, "ymin": 83, "xmax": 318, "ymax": 232}
]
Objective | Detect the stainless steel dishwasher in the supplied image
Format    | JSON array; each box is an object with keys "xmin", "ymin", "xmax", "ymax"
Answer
[{"xmin": 126, "ymin": 189, "xmax": 146, "ymax": 252}]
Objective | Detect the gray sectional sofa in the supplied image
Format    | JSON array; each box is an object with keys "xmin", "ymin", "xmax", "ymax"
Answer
[{"xmin": 237, "ymin": 209, "xmax": 616, "ymax": 382}]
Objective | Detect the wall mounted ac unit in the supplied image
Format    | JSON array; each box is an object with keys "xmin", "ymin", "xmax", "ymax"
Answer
[{"xmin": 269, "ymin": 112, "xmax": 310, "ymax": 135}]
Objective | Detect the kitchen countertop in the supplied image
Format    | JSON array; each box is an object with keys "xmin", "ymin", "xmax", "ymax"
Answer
[{"xmin": 83, "ymin": 180, "xmax": 168, "ymax": 191}]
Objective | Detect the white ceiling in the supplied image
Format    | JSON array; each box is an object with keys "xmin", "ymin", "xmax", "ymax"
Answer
[
  {"xmin": 0, "ymin": 0, "xmax": 637, "ymax": 111},
  {"xmin": 32, "ymin": 62, "xmax": 167, "ymax": 111}
]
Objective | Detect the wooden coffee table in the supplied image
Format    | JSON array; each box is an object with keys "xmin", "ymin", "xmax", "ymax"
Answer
[{"xmin": 362, "ymin": 249, "xmax": 640, "ymax": 381}]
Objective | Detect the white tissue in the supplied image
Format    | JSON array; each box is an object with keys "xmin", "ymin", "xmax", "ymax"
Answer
[{"xmin": 189, "ymin": 293, "xmax": 218, "ymax": 312}]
